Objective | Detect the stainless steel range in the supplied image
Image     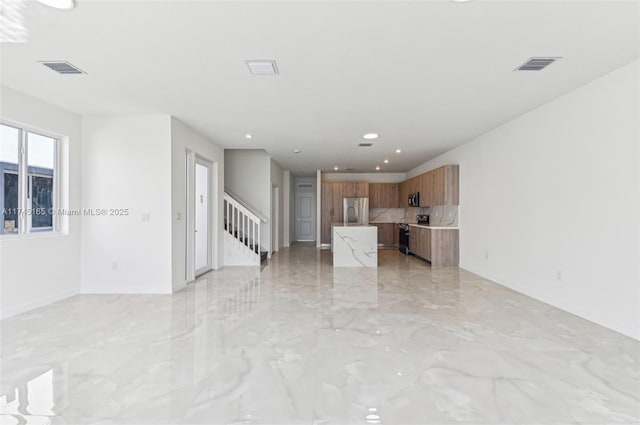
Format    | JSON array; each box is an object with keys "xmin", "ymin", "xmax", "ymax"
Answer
[{"xmin": 398, "ymin": 223, "xmax": 410, "ymax": 255}]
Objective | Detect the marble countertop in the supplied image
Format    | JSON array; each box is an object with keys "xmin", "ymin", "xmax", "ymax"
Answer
[
  {"xmin": 331, "ymin": 222, "xmax": 376, "ymax": 227},
  {"xmin": 369, "ymin": 221, "xmax": 459, "ymax": 230},
  {"xmin": 408, "ymin": 223, "xmax": 459, "ymax": 230}
]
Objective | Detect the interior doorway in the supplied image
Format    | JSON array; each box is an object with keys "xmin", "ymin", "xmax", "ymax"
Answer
[
  {"xmin": 293, "ymin": 176, "xmax": 316, "ymax": 242},
  {"xmin": 194, "ymin": 160, "xmax": 210, "ymax": 274},
  {"xmin": 185, "ymin": 151, "xmax": 213, "ymax": 282},
  {"xmin": 271, "ymin": 185, "xmax": 279, "ymax": 253}
]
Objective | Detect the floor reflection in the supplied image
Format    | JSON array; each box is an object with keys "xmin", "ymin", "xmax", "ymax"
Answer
[{"xmin": 1, "ymin": 245, "xmax": 638, "ymax": 424}]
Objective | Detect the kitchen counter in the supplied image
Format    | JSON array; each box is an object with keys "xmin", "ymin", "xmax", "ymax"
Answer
[
  {"xmin": 408, "ymin": 223, "xmax": 459, "ymax": 230},
  {"xmin": 331, "ymin": 222, "xmax": 377, "ymax": 227},
  {"xmin": 332, "ymin": 224, "xmax": 377, "ymax": 267}
]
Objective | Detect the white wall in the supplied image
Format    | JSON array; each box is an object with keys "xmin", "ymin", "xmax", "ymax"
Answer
[
  {"xmin": 81, "ymin": 115, "xmax": 173, "ymax": 294},
  {"xmin": 322, "ymin": 172, "xmax": 406, "ymax": 183},
  {"xmin": 171, "ymin": 117, "xmax": 224, "ymax": 290},
  {"xmin": 270, "ymin": 159, "xmax": 284, "ymax": 252},
  {"xmin": 407, "ymin": 60, "xmax": 640, "ymax": 339},
  {"xmin": 0, "ymin": 87, "xmax": 81, "ymax": 318},
  {"xmin": 224, "ymin": 149, "xmax": 271, "ymax": 250}
]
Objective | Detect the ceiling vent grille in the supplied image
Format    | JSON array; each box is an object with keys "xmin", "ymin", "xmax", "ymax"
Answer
[
  {"xmin": 358, "ymin": 143, "xmax": 373, "ymax": 147},
  {"xmin": 246, "ymin": 60, "xmax": 278, "ymax": 75},
  {"xmin": 515, "ymin": 57, "xmax": 561, "ymax": 71},
  {"xmin": 39, "ymin": 61, "xmax": 86, "ymax": 74}
]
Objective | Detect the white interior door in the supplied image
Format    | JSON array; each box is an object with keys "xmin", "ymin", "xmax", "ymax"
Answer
[
  {"xmin": 195, "ymin": 162, "xmax": 210, "ymax": 274},
  {"xmin": 295, "ymin": 192, "xmax": 315, "ymax": 241}
]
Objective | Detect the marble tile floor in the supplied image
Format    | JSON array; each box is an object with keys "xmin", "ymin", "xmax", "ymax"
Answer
[{"xmin": 1, "ymin": 245, "xmax": 638, "ymax": 425}]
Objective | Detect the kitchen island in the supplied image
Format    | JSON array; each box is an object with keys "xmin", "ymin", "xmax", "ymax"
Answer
[{"xmin": 331, "ymin": 223, "xmax": 378, "ymax": 267}]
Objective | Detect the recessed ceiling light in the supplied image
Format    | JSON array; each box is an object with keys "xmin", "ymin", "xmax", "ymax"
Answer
[
  {"xmin": 293, "ymin": 149, "xmax": 301, "ymax": 154},
  {"xmin": 363, "ymin": 133, "xmax": 378, "ymax": 140},
  {"xmin": 37, "ymin": 0, "xmax": 75, "ymax": 9},
  {"xmin": 383, "ymin": 159, "xmax": 389, "ymax": 164},
  {"xmin": 395, "ymin": 149, "xmax": 402, "ymax": 154},
  {"xmin": 375, "ymin": 166, "xmax": 381, "ymax": 171},
  {"xmin": 333, "ymin": 166, "xmax": 339, "ymax": 170},
  {"xmin": 245, "ymin": 134, "xmax": 252, "ymax": 139},
  {"xmin": 246, "ymin": 60, "xmax": 279, "ymax": 75}
]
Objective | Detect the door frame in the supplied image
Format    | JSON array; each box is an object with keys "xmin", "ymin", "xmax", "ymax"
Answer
[
  {"xmin": 294, "ymin": 191, "xmax": 316, "ymax": 242},
  {"xmin": 185, "ymin": 150, "xmax": 213, "ymax": 282},
  {"xmin": 271, "ymin": 185, "xmax": 279, "ymax": 253}
]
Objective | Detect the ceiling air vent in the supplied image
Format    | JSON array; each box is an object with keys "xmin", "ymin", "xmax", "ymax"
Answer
[
  {"xmin": 39, "ymin": 61, "xmax": 86, "ymax": 74},
  {"xmin": 515, "ymin": 57, "xmax": 561, "ymax": 71},
  {"xmin": 358, "ymin": 143, "xmax": 373, "ymax": 147},
  {"xmin": 246, "ymin": 60, "xmax": 278, "ymax": 75}
]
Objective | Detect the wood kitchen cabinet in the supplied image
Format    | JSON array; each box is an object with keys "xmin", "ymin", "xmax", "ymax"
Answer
[
  {"xmin": 409, "ymin": 176, "xmax": 420, "ymax": 194},
  {"xmin": 369, "ymin": 183, "xmax": 400, "ymax": 208},
  {"xmin": 430, "ymin": 228, "xmax": 459, "ymax": 267},
  {"xmin": 419, "ymin": 172, "xmax": 433, "ymax": 207},
  {"xmin": 409, "ymin": 226, "xmax": 431, "ymax": 260},
  {"xmin": 408, "ymin": 227, "xmax": 421, "ymax": 256},
  {"xmin": 375, "ymin": 223, "xmax": 394, "ymax": 245},
  {"xmin": 399, "ymin": 181, "xmax": 409, "ymax": 207},
  {"xmin": 321, "ymin": 182, "xmax": 333, "ymax": 244},
  {"xmin": 342, "ymin": 182, "xmax": 369, "ymax": 198},
  {"xmin": 409, "ymin": 225, "xmax": 458, "ymax": 267},
  {"xmin": 416, "ymin": 165, "xmax": 459, "ymax": 207}
]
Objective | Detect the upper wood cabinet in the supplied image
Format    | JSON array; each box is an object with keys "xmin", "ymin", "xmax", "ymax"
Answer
[
  {"xmin": 369, "ymin": 183, "xmax": 400, "ymax": 208},
  {"xmin": 419, "ymin": 172, "xmax": 432, "ymax": 207},
  {"xmin": 341, "ymin": 182, "xmax": 369, "ymax": 198},
  {"xmin": 417, "ymin": 164, "xmax": 459, "ymax": 206},
  {"xmin": 410, "ymin": 176, "xmax": 420, "ymax": 194},
  {"xmin": 399, "ymin": 181, "xmax": 409, "ymax": 207}
]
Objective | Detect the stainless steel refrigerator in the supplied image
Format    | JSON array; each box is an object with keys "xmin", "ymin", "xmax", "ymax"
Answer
[{"xmin": 343, "ymin": 197, "xmax": 369, "ymax": 225}]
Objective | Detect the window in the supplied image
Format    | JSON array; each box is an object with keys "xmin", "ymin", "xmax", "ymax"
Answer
[{"xmin": 0, "ymin": 123, "xmax": 58, "ymax": 235}]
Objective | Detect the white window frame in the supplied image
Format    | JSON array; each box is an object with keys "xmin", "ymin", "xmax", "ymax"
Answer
[{"xmin": 1, "ymin": 121, "xmax": 61, "ymax": 237}]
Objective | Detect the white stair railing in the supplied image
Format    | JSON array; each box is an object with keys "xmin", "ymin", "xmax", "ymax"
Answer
[{"xmin": 224, "ymin": 193, "xmax": 262, "ymax": 257}]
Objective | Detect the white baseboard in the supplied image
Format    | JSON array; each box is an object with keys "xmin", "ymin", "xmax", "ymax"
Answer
[
  {"xmin": 80, "ymin": 286, "xmax": 172, "ymax": 294},
  {"xmin": 459, "ymin": 262, "xmax": 640, "ymax": 341},
  {"xmin": 1, "ymin": 289, "xmax": 78, "ymax": 320}
]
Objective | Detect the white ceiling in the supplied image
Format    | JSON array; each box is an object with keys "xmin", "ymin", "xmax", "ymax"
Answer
[{"xmin": 1, "ymin": 0, "xmax": 638, "ymax": 173}]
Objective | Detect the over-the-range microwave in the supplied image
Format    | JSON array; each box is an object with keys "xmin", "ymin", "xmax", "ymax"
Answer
[{"xmin": 408, "ymin": 192, "xmax": 420, "ymax": 207}]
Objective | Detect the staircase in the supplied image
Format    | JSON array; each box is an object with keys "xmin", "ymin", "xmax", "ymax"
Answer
[{"xmin": 224, "ymin": 192, "xmax": 268, "ymax": 266}]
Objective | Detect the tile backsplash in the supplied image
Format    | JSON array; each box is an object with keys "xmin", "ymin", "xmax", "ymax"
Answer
[
  {"xmin": 369, "ymin": 206, "xmax": 458, "ymax": 227},
  {"xmin": 369, "ymin": 208, "xmax": 405, "ymax": 223},
  {"xmin": 426, "ymin": 205, "xmax": 458, "ymax": 227}
]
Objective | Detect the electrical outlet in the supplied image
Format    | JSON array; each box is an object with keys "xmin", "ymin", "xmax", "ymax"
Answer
[
  {"xmin": 142, "ymin": 213, "xmax": 151, "ymax": 222},
  {"xmin": 556, "ymin": 270, "xmax": 563, "ymax": 281},
  {"xmin": 176, "ymin": 212, "xmax": 182, "ymax": 221},
  {"xmin": 484, "ymin": 251, "xmax": 489, "ymax": 260}
]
